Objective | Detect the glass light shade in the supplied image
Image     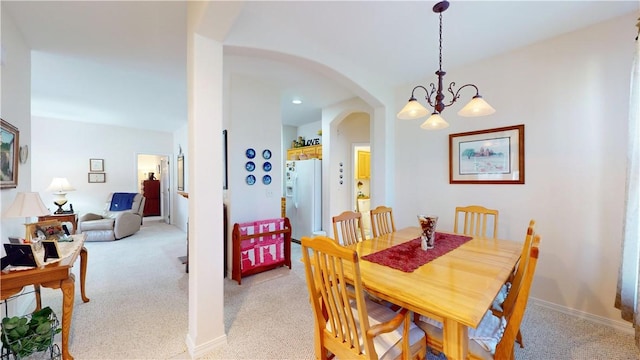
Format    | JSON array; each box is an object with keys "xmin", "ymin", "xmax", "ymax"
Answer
[
  {"xmin": 2, "ymin": 192, "xmax": 50, "ymax": 219},
  {"xmin": 397, "ymin": 99, "xmax": 429, "ymax": 120},
  {"xmin": 420, "ymin": 113, "xmax": 450, "ymax": 130},
  {"xmin": 47, "ymin": 177, "xmax": 76, "ymax": 193},
  {"xmin": 457, "ymin": 96, "xmax": 496, "ymax": 117}
]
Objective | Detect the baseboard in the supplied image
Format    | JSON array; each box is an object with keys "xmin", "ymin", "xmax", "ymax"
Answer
[
  {"xmin": 185, "ymin": 332, "xmax": 227, "ymax": 358},
  {"xmin": 530, "ymin": 297, "xmax": 634, "ymax": 334},
  {"xmin": 292, "ymin": 238, "xmax": 301, "ymax": 244}
]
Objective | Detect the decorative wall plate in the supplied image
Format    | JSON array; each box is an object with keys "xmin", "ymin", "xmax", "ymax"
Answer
[
  {"xmin": 245, "ymin": 161, "xmax": 256, "ymax": 172},
  {"xmin": 246, "ymin": 175, "xmax": 256, "ymax": 185},
  {"xmin": 262, "ymin": 175, "xmax": 272, "ymax": 185},
  {"xmin": 246, "ymin": 148, "xmax": 256, "ymax": 159},
  {"xmin": 263, "ymin": 162, "xmax": 272, "ymax": 172},
  {"xmin": 262, "ymin": 149, "xmax": 272, "ymax": 159}
]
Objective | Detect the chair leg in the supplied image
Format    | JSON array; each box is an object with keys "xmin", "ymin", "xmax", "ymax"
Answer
[{"xmin": 516, "ymin": 329, "xmax": 524, "ymax": 348}]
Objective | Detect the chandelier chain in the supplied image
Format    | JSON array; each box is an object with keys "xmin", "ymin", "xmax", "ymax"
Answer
[{"xmin": 438, "ymin": 12, "xmax": 443, "ymax": 72}]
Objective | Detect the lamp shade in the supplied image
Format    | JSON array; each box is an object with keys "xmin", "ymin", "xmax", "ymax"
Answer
[
  {"xmin": 420, "ymin": 113, "xmax": 450, "ymax": 130},
  {"xmin": 46, "ymin": 178, "xmax": 76, "ymax": 194},
  {"xmin": 457, "ymin": 96, "xmax": 496, "ymax": 117},
  {"xmin": 3, "ymin": 192, "xmax": 50, "ymax": 218},
  {"xmin": 397, "ymin": 99, "xmax": 429, "ymax": 120}
]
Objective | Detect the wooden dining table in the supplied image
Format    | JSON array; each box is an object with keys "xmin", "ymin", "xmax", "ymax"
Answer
[{"xmin": 347, "ymin": 226, "xmax": 522, "ymax": 360}]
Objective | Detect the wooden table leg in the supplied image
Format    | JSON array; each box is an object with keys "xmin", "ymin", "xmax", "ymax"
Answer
[
  {"xmin": 60, "ymin": 274, "xmax": 75, "ymax": 360},
  {"xmin": 442, "ymin": 318, "xmax": 468, "ymax": 360},
  {"xmin": 34, "ymin": 284, "xmax": 42, "ymax": 311},
  {"xmin": 79, "ymin": 247, "xmax": 90, "ymax": 303}
]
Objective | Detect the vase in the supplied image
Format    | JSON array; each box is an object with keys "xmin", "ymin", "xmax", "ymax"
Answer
[{"xmin": 417, "ymin": 215, "xmax": 438, "ymax": 249}]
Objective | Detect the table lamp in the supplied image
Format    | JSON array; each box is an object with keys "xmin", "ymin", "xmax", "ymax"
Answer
[
  {"xmin": 3, "ymin": 192, "xmax": 51, "ymax": 241},
  {"xmin": 46, "ymin": 177, "xmax": 76, "ymax": 214}
]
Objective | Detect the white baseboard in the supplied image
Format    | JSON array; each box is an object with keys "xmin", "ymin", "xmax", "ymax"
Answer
[
  {"xmin": 530, "ymin": 297, "xmax": 634, "ymax": 334},
  {"xmin": 185, "ymin": 332, "xmax": 227, "ymax": 358}
]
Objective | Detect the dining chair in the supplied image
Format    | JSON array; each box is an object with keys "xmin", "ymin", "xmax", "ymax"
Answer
[
  {"xmin": 491, "ymin": 219, "xmax": 536, "ymax": 348},
  {"xmin": 332, "ymin": 210, "xmax": 366, "ymax": 246},
  {"xmin": 416, "ymin": 233, "xmax": 541, "ymax": 360},
  {"xmin": 370, "ymin": 205, "xmax": 396, "ymax": 238},
  {"xmin": 301, "ymin": 235, "xmax": 427, "ymax": 360},
  {"xmin": 453, "ymin": 205, "xmax": 499, "ymax": 239}
]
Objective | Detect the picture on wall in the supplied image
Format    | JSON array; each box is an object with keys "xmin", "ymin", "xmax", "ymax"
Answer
[
  {"xmin": 449, "ymin": 124, "xmax": 525, "ymax": 184},
  {"xmin": 1, "ymin": 119, "xmax": 20, "ymax": 189}
]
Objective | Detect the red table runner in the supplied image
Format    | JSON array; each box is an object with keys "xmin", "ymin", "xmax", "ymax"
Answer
[{"xmin": 362, "ymin": 232, "xmax": 473, "ymax": 272}]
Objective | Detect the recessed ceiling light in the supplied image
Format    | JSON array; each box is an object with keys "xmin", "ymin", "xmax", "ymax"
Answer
[{"xmin": 292, "ymin": 99, "xmax": 302, "ymax": 105}]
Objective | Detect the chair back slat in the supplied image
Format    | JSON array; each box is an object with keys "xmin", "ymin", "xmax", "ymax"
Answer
[
  {"xmin": 332, "ymin": 211, "xmax": 366, "ymax": 246},
  {"xmin": 454, "ymin": 205, "xmax": 499, "ymax": 239},
  {"xmin": 370, "ymin": 206, "xmax": 396, "ymax": 238}
]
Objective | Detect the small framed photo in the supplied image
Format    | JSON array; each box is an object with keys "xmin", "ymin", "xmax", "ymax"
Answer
[
  {"xmin": 89, "ymin": 158, "xmax": 104, "ymax": 172},
  {"xmin": 26, "ymin": 220, "xmax": 64, "ymax": 241},
  {"xmin": 449, "ymin": 124, "xmax": 525, "ymax": 184},
  {"xmin": 88, "ymin": 172, "xmax": 106, "ymax": 183}
]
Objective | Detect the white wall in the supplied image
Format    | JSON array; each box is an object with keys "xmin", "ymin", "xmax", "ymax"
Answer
[
  {"xmin": 1, "ymin": 9, "xmax": 32, "ymax": 244},
  {"xmin": 394, "ymin": 12, "xmax": 636, "ymax": 326},
  {"xmin": 31, "ymin": 116, "xmax": 174, "ymax": 216},
  {"xmin": 227, "ymin": 74, "xmax": 282, "ymax": 226}
]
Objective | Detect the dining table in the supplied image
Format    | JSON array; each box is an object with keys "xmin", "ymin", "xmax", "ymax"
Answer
[{"xmin": 346, "ymin": 226, "xmax": 522, "ymax": 360}]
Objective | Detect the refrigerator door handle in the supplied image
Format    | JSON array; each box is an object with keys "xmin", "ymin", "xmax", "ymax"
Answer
[{"xmin": 293, "ymin": 173, "xmax": 299, "ymax": 208}]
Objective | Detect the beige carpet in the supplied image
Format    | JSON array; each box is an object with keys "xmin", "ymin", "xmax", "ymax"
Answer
[{"xmin": 26, "ymin": 220, "xmax": 639, "ymax": 359}]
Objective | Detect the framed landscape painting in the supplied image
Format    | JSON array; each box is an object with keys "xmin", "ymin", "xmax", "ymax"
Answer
[
  {"xmin": 1, "ymin": 119, "xmax": 19, "ymax": 189},
  {"xmin": 449, "ymin": 124, "xmax": 524, "ymax": 184}
]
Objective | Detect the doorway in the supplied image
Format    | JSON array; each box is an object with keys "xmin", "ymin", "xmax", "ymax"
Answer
[
  {"xmin": 353, "ymin": 143, "xmax": 371, "ymax": 238},
  {"xmin": 137, "ymin": 154, "xmax": 171, "ymax": 224}
]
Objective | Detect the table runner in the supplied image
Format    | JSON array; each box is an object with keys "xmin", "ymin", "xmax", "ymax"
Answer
[{"xmin": 362, "ymin": 232, "xmax": 473, "ymax": 272}]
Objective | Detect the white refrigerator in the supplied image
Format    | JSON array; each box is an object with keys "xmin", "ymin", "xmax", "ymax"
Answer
[{"xmin": 285, "ymin": 159, "xmax": 322, "ymax": 241}]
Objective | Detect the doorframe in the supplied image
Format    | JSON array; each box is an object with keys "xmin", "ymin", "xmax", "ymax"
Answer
[{"xmin": 136, "ymin": 153, "xmax": 171, "ymax": 223}]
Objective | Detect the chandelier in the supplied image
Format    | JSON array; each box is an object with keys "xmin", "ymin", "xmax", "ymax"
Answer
[{"xmin": 397, "ymin": 1, "xmax": 495, "ymax": 130}]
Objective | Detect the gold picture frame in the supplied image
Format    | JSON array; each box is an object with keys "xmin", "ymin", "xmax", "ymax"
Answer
[
  {"xmin": 1, "ymin": 119, "xmax": 20, "ymax": 189},
  {"xmin": 25, "ymin": 220, "xmax": 64, "ymax": 241}
]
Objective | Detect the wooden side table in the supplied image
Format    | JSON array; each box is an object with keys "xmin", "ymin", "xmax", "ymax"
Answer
[{"xmin": 38, "ymin": 213, "xmax": 78, "ymax": 234}]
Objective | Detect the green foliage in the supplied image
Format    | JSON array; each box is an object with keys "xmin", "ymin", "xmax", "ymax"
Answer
[{"xmin": 1, "ymin": 307, "xmax": 61, "ymax": 357}]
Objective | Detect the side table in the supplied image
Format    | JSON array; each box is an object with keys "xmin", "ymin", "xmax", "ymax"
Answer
[{"xmin": 38, "ymin": 213, "xmax": 78, "ymax": 234}]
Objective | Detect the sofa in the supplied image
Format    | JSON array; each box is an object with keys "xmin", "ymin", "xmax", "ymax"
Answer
[{"xmin": 79, "ymin": 192, "xmax": 146, "ymax": 241}]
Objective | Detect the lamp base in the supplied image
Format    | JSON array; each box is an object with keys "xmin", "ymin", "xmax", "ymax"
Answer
[{"xmin": 54, "ymin": 204, "xmax": 67, "ymax": 214}]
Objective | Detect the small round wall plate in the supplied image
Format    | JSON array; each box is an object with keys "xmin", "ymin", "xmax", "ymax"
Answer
[
  {"xmin": 245, "ymin": 161, "xmax": 256, "ymax": 172},
  {"xmin": 262, "ymin": 175, "xmax": 272, "ymax": 185},
  {"xmin": 262, "ymin": 149, "xmax": 272, "ymax": 159},
  {"xmin": 263, "ymin": 162, "xmax": 272, "ymax": 172},
  {"xmin": 246, "ymin": 175, "xmax": 256, "ymax": 185},
  {"xmin": 246, "ymin": 148, "xmax": 256, "ymax": 159}
]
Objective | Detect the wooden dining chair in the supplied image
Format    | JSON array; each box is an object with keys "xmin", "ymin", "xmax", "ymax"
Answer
[
  {"xmin": 370, "ymin": 205, "xmax": 396, "ymax": 238},
  {"xmin": 416, "ymin": 234, "xmax": 541, "ymax": 360},
  {"xmin": 491, "ymin": 219, "xmax": 536, "ymax": 348},
  {"xmin": 301, "ymin": 235, "xmax": 427, "ymax": 360},
  {"xmin": 453, "ymin": 205, "xmax": 499, "ymax": 239},
  {"xmin": 332, "ymin": 210, "xmax": 366, "ymax": 246}
]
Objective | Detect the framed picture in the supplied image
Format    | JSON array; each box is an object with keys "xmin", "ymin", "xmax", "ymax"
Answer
[
  {"xmin": 449, "ymin": 124, "xmax": 525, "ymax": 184},
  {"xmin": 26, "ymin": 220, "xmax": 64, "ymax": 241},
  {"xmin": 88, "ymin": 172, "xmax": 106, "ymax": 183},
  {"xmin": 223, "ymin": 129, "xmax": 228, "ymax": 190},
  {"xmin": 177, "ymin": 154, "xmax": 184, "ymax": 191},
  {"xmin": 89, "ymin": 158, "xmax": 104, "ymax": 172},
  {"xmin": 1, "ymin": 119, "xmax": 19, "ymax": 189}
]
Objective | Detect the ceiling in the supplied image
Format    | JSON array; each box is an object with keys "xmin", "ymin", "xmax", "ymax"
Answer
[{"xmin": 3, "ymin": 1, "xmax": 638, "ymax": 132}]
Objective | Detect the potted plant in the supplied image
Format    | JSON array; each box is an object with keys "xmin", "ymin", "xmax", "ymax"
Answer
[{"xmin": 1, "ymin": 307, "xmax": 61, "ymax": 358}]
